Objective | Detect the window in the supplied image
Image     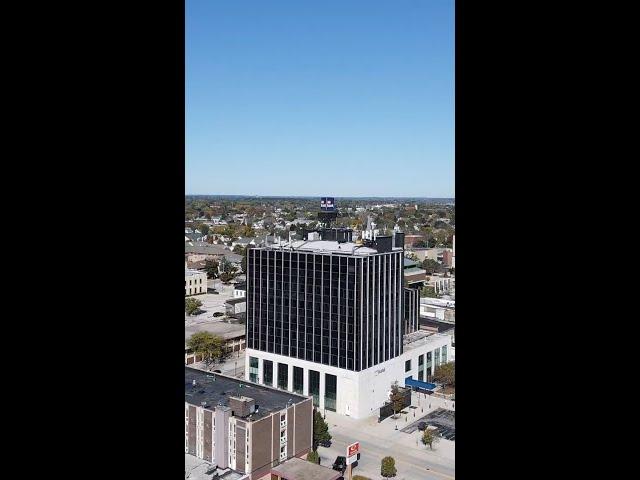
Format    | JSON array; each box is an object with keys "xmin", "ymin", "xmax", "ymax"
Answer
[
  {"xmin": 418, "ymin": 354, "xmax": 424, "ymax": 366},
  {"xmin": 442, "ymin": 345, "xmax": 447, "ymax": 364},
  {"xmin": 309, "ymin": 370, "xmax": 320, "ymax": 407},
  {"xmin": 325, "ymin": 373, "xmax": 337, "ymax": 412},
  {"xmin": 263, "ymin": 360, "xmax": 273, "ymax": 386},
  {"xmin": 278, "ymin": 363, "xmax": 288, "ymax": 390},
  {"xmin": 293, "ymin": 366, "xmax": 304, "ymax": 394},
  {"xmin": 249, "ymin": 356, "xmax": 259, "ymax": 383},
  {"xmin": 405, "ymin": 359, "xmax": 411, "ymax": 372}
]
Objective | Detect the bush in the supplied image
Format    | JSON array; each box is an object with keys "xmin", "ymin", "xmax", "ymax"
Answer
[
  {"xmin": 381, "ymin": 456, "xmax": 397, "ymax": 478},
  {"xmin": 307, "ymin": 450, "xmax": 320, "ymax": 465},
  {"xmin": 353, "ymin": 476, "xmax": 371, "ymax": 480}
]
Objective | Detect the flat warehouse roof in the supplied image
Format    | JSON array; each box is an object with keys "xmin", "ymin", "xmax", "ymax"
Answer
[{"xmin": 185, "ymin": 367, "xmax": 309, "ymax": 421}]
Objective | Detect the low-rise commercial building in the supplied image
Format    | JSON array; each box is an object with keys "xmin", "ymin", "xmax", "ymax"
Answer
[
  {"xmin": 270, "ymin": 457, "xmax": 341, "ymax": 480},
  {"xmin": 185, "ymin": 321, "xmax": 246, "ymax": 364},
  {"xmin": 226, "ymin": 297, "xmax": 246, "ymax": 316},
  {"xmin": 185, "ymin": 367, "xmax": 313, "ymax": 479},
  {"xmin": 186, "ymin": 269, "xmax": 208, "ymax": 296},
  {"xmin": 420, "ymin": 298, "xmax": 455, "ymax": 323}
]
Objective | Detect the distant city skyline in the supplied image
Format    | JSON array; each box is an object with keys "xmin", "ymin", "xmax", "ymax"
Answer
[{"xmin": 186, "ymin": 0, "xmax": 454, "ymax": 197}]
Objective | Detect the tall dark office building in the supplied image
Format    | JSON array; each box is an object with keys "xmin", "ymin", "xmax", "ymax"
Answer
[{"xmin": 246, "ymin": 231, "xmax": 406, "ymax": 372}]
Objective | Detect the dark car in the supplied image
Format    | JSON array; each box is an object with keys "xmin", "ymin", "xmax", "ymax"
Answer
[
  {"xmin": 213, "ymin": 370, "xmax": 222, "ymax": 374},
  {"xmin": 332, "ymin": 456, "xmax": 346, "ymax": 473},
  {"xmin": 212, "ymin": 312, "xmax": 224, "ymax": 317},
  {"xmin": 417, "ymin": 422, "xmax": 427, "ymax": 431},
  {"xmin": 319, "ymin": 439, "xmax": 332, "ymax": 448}
]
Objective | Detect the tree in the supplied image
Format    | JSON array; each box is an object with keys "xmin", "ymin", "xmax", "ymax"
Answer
[
  {"xmin": 421, "ymin": 286, "xmax": 437, "ymax": 298},
  {"xmin": 422, "ymin": 259, "xmax": 442, "ymax": 275},
  {"xmin": 389, "ymin": 381, "xmax": 405, "ymax": 419},
  {"xmin": 421, "ymin": 427, "xmax": 440, "ymax": 450},
  {"xmin": 433, "ymin": 362, "xmax": 455, "ymax": 388},
  {"xmin": 185, "ymin": 297, "xmax": 203, "ymax": 316},
  {"xmin": 204, "ymin": 259, "xmax": 219, "ymax": 279},
  {"xmin": 381, "ymin": 456, "xmax": 397, "ymax": 478},
  {"xmin": 312, "ymin": 410, "xmax": 331, "ymax": 451},
  {"xmin": 198, "ymin": 224, "xmax": 210, "ymax": 236},
  {"xmin": 307, "ymin": 450, "xmax": 320, "ymax": 465},
  {"xmin": 186, "ymin": 331, "xmax": 226, "ymax": 369},
  {"xmin": 232, "ymin": 244, "xmax": 245, "ymax": 255}
]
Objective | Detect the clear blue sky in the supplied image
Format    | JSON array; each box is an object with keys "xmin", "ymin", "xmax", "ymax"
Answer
[{"xmin": 186, "ymin": 0, "xmax": 454, "ymax": 197}]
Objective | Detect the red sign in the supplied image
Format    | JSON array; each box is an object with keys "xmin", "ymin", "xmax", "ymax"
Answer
[{"xmin": 347, "ymin": 442, "xmax": 360, "ymax": 457}]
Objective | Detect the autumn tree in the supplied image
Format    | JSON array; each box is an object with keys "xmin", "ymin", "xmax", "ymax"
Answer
[
  {"xmin": 389, "ymin": 381, "xmax": 405, "ymax": 419},
  {"xmin": 185, "ymin": 297, "xmax": 203, "ymax": 316},
  {"xmin": 186, "ymin": 332, "xmax": 226, "ymax": 369},
  {"xmin": 421, "ymin": 427, "xmax": 440, "ymax": 450},
  {"xmin": 433, "ymin": 362, "xmax": 455, "ymax": 388}
]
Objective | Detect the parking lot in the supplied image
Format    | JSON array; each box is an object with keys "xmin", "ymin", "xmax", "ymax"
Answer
[{"xmin": 401, "ymin": 408, "xmax": 455, "ymax": 440}]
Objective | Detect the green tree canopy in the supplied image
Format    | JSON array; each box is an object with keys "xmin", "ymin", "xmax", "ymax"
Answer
[
  {"xmin": 421, "ymin": 427, "xmax": 440, "ymax": 450},
  {"xmin": 422, "ymin": 259, "xmax": 442, "ymax": 275},
  {"xmin": 186, "ymin": 332, "xmax": 226, "ymax": 369},
  {"xmin": 421, "ymin": 286, "xmax": 437, "ymax": 298},
  {"xmin": 198, "ymin": 224, "xmax": 210, "ymax": 236},
  {"xmin": 433, "ymin": 362, "xmax": 455, "ymax": 388},
  {"xmin": 312, "ymin": 410, "xmax": 331, "ymax": 451},
  {"xmin": 381, "ymin": 456, "xmax": 397, "ymax": 478},
  {"xmin": 185, "ymin": 297, "xmax": 203, "ymax": 316},
  {"xmin": 204, "ymin": 259, "xmax": 219, "ymax": 279},
  {"xmin": 306, "ymin": 450, "xmax": 320, "ymax": 465}
]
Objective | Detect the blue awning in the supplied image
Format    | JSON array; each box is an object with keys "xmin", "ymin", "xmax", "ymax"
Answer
[{"xmin": 405, "ymin": 377, "xmax": 437, "ymax": 391}]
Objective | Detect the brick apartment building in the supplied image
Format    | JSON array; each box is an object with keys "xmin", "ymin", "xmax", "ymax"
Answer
[{"xmin": 185, "ymin": 367, "xmax": 312, "ymax": 479}]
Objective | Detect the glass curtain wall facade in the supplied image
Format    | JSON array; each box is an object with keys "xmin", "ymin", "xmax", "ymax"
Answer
[{"xmin": 246, "ymin": 248, "xmax": 404, "ymax": 372}]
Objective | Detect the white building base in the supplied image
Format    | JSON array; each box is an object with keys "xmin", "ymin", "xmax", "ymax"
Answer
[{"xmin": 244, "ymin": 333, "xmax": 450, "ymax": 419}]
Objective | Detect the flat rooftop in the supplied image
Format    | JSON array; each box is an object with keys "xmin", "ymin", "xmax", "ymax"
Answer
[
  {"xmin": 271, "ymin": 457, "xmax": 342, "ymax": 480},
  {"xmin": 185, "ymin": 319, "xmax": 245, "ymax": 344},
  {"xmin": 185, "ymin": 269, "xmax": 206, "ymax": 277},
  {"xmin": 259, "ymin": 239, "xmax": 402, "ymax": 255},
  {"xmin": 420, "ymin": 298, "xmax": 455, "ymax": 309},
  {"xmin": 419, "ymin": 316, "xmax": 455, "ymax": 333},
  {"xmin": 403, "ymin": 331, "xmax": 449, "ymax": 352},
  {"xmin": 185, "ymin": 367, "xmax": 309, "ymax": 421}
]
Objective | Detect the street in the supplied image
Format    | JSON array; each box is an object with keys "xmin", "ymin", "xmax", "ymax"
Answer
[{"xmin": 317, "ymin": 392, "xmax": 455, "ymax": 480}]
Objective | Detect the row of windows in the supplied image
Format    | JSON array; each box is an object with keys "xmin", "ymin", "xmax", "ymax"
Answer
[{"xmin": 185, "ymin": 278, "xmax": 203, "ymax": 286}]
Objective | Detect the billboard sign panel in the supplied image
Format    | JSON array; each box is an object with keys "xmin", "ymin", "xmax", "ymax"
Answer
[{"xmin": 321, "ymin": 197, "xmax": 336, "ymax": 211}]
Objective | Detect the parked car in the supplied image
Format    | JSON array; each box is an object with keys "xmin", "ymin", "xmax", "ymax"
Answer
[
  {"xmin": 417, "ymin": 422, "xmax": 427, "ymax": 431},
  {"xmin": 212, "ymin": 312, "xmax": 224, "ymax": 317},
  {"xmin": 213, "ymin": 370, "xmax": 222, "ymax": 374},
  {"xmin": 332, "ymin": 456, "xmax": 346, "ymax": 473},
  {"xmin": 319, "ymin": 439, "xmax": 332, "ymax": 448}
]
